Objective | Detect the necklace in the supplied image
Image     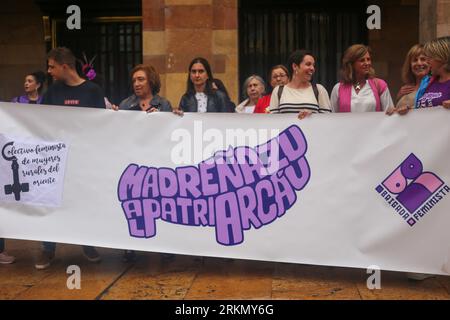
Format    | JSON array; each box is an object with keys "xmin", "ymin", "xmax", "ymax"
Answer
[{"xmin": 354, "ymin": 82, "xmax": 361, "ymax": 91}]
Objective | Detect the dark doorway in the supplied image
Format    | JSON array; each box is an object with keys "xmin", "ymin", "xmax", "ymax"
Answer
[
  {"xmin": 54, "ymin": 19, "xmax": 142, "ymax": 104},
  {"xmin": 35, "ymin": 0, "xmax": 142, "ymax": 104},
  {"xmin": 239, "ymin": 0, "xmax": 368, "ymax": 96}
]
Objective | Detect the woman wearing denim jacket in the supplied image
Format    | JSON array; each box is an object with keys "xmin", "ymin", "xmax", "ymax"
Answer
[{"xmin": 178, "ymin": 57, "xmax": 229, "ymax": 113}]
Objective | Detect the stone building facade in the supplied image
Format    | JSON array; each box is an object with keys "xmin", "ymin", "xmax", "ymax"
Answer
[{"xmin": 1, "ymin": 0, "xmax": 449, "ymax": 105}]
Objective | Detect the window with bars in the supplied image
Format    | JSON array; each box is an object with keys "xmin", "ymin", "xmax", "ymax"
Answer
[
  {"xmin": 54, "ymin": 19, "xmax": 143, "ymax": 104},
  {"xmin": 239, "ymin": 0, "xmax": 367, "ymax": 96}
]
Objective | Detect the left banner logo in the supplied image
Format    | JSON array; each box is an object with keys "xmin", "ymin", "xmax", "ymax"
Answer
[{"xmin": 0, "ymin": 135, "xmax": 69, "ymax": 207}]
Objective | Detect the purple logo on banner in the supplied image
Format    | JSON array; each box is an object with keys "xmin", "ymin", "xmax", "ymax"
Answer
[
  {"xmin": 117, "ymin": 125, "xmax": 311, "ymax": 246},
  {"xmin": 376, "ymin": 153, "xmax": 449, "ymax": 226}
]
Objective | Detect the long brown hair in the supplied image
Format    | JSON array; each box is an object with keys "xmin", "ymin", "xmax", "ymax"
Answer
[{"xmin": 340, "ymin": 44, "xmax": 375, "ymax": 84}]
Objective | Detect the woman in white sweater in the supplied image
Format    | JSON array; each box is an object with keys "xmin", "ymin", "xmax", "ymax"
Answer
[
  {"xmin": 330, "ymin": 44, "xmax": 394, "ymax": 113},
  {"xmin": 269, "ymin": 49, "xmax": 331, "ymax": 119}
]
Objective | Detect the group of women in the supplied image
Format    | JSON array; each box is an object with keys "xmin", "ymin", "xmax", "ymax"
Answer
[{"xmin": 1, "ymin": 37, "xmax": 449, "ymax": 266}]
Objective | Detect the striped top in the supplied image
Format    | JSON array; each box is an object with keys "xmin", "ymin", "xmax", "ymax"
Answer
[{"xmin": 269, "ymin": 84, "xmax": 332, "ymax": 114}]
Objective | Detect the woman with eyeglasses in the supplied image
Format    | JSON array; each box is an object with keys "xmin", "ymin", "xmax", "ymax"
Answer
[{"xmin": 254, "ymin": 65, "xmax": 290, "ymax": 113}]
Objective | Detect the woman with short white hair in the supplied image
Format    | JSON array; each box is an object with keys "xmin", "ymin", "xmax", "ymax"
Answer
[{"xmin": 235, "ymin": 75, "xmax": 266, "ymax": 113}]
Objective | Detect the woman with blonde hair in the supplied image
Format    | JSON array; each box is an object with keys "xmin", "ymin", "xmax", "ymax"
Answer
[
  {"xmin": 415, "ymin": 37, "xmax": 450, "ymax": 109},
  {"xmin": 392, "ymin": 37, "xmax": 450, "ymax": 115},
  {"xmin": 395, "ymin": 44, "xmax": 430, "ymax": 109},
  {"xmin": 331, "ymin": 44, "xmax": 394, "ymax": 113},
  {"xmin": 395, "ymin": 45, "xmax": 430, "ymax": 104}
]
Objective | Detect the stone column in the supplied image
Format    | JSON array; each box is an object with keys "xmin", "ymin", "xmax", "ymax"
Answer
[
  {"xmin": 142, "ymin": 0, "xmax": 238, "ymax": 108},
  {"xmin": 419, "ymin": 0, "xmax": 450, "ymax": 43},
  {"xmin": 436, "ymin": 0, "xmax": 450, "ymax": 38}
]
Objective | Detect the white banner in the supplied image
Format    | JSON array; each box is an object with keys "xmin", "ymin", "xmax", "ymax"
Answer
[{"xmin": 0, "ymin": 102, "xmax": 449, "ymax": 276}]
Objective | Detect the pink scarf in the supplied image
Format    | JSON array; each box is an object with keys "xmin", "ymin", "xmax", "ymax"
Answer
[{"xmin": 338, "ymin": 78, "xmax": 387, "ymax": 112}]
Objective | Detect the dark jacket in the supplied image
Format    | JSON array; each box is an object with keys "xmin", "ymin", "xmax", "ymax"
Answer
[
  {"xmin": 179, "ymin": 90, "xmax": 231, "ymax": 113},
  {"xmin": 119, "ymin": 94, "xmax": 173, "ymax": 111}
]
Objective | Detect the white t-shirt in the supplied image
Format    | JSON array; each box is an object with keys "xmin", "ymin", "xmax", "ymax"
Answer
[
  {"xmin": 330, "ymin": 82, "xmax": 394, "ymax": 112},
  {"xmin": 195, "ymin": 92, "xmax": 208, "ymax": 113},
  {"xmin": 269, "ymin": 84, "xmax": 332, "ymax": 114}
]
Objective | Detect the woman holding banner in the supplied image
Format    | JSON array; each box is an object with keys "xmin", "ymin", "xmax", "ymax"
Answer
[
  {"xmin": 393, "ymin": 44, "xmax": 430, "ymax": 111},
  {"xmin": 389, "ymin": 37, "xmax": 450, "ymax": 115},
  {"xmin": 178, "ymin": 57, "xmax": 229, "ymax": 113},
  {"xmin": 269, "ymin": 49, "xmax": 331, "ymax": 118},
  {"xmin": 330, "ymin": 44, "xmax": 394, "ymax": 113},
  {"xmin": 119, "ymin": 64, "xmax": 173, "ymax": 112}
]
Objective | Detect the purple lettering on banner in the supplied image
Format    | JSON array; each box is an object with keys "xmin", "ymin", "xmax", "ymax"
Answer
[
  {"xmin": 122, "ymin": 200, "xmax": 145, "ymax": 237},
  {"xmin": 255, "ymin": 179, "xmax": 278, "ymax": 225},
  {"xmin": 177, "ymin": 197, "xmax": 193, "ymax": 225},
  {"xmin": 236, "ymin": 186, "xmax": 261, "ymax": 230},
  {"xmin": 177, "ymin": 166, "xmax": 202, "ymax": 198},
  {"xmin": 158, "ymin": 168, "xmax": 178, "ymax": 197},
  {"xmin": 207, "ymin": 196, "xmax": 216, "ymax": 226},
  {"xmin": 217, "ymin": 162, "xmax": 244, "ymax": 194},
  {"xmin": 284, "ymin": 157, "xmax": 311, "ymax": 191},
  {"xmin": 193, "ymin": 199, "xmax": 209, "ymax": 226},
  {"xmin": 118, "ymin": 164, "xmax": 147, "ymax": 200},
  {"xmin": 278, "ymin": 125, "xmax": 307, "ymax": 162},
  {"xmin": 271, "ymin": 172, "xmax": 297, "ymax": 217},
  {"xmin": 117, "ymin": 125, "xmax": 311, "ymax": 246},
  {"xmin": 142, "ymin": 168, "xmax": 159, "ymax": 198},
  {"xmin": 198, "ymin": 160, "xmax": 219, "ymax": 196},
  {"xmin": 215, "ymin": 192, "xmax": 243, "ymax": 245},
  {"xmin": 161, "ymin": 198, "xmax": 178, "ymax": 223},
  {"xmin": 142, "ymin": 199, "xmax": 161, "ymax": 237}
]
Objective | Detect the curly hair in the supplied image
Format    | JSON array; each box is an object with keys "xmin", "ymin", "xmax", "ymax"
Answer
[{"xmin": 131, "ymin": 64, "xmax": 161, "ymax": 95}]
